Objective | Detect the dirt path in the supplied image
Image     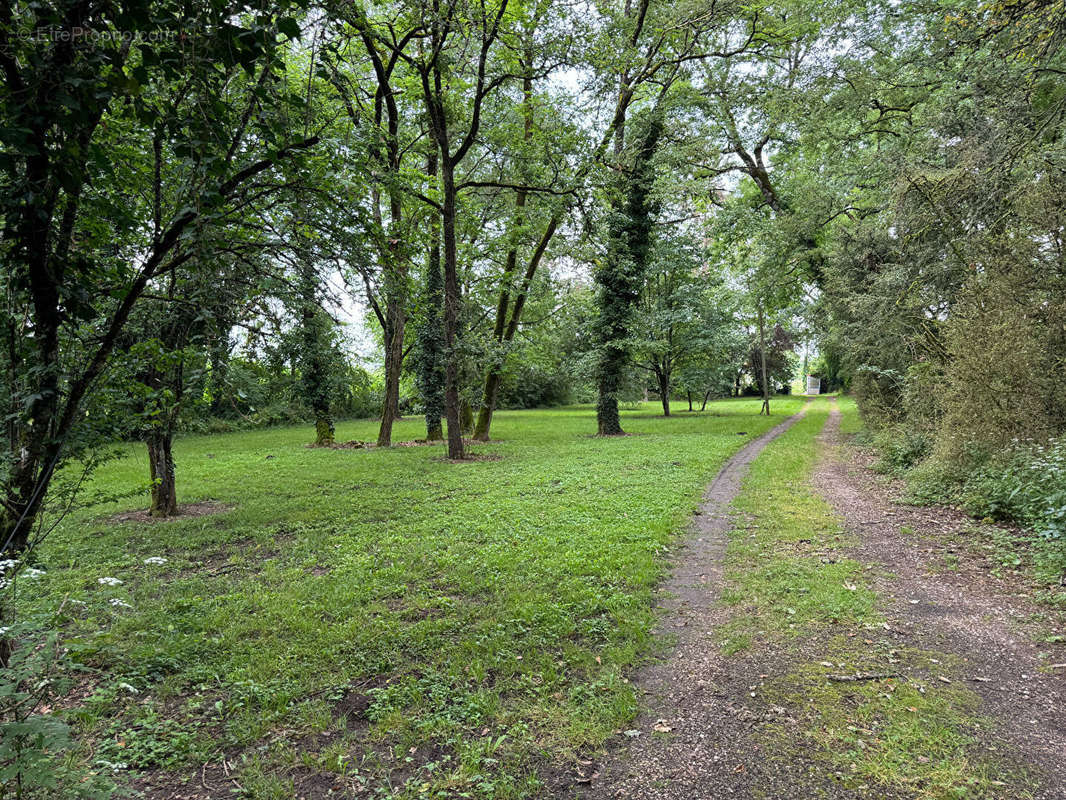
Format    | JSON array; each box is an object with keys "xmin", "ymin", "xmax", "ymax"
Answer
[
  {"xmin": 812, "ymin": 402, "xmax": 1066, "ymax": 798},
  {"xmin": 564, "ymin": 400, "xmax": 1066, "ymax": 799},
  {"xmin": 566, "ymin": 404, "xmax": 819, "ymax": 800}
]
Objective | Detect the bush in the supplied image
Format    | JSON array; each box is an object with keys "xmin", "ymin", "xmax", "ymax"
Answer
[
  {"xmin": 872, "ymin": 426, "xmax": 933, "ymax": 475},
  {"xmin": 0, "ymin": 617, "xmax": 118, "ymax": 799},
  {"xmin": 958, "ymin": 438, "xmax": 1066, "ymax": 542},
  {"xmin": 497, "ymin": 363, "xmax": 572, "ymax": 409},
  {"xmin": 902, "ymin": 440, "xmax": 1066, "ymax": 586},
  {"xmin": 851, "ymin": 366, "xmax": 904, "ymax": 428},
  {"xmin": 936, "ymin": 263, "xmax": 1066, "ymax": 458}
]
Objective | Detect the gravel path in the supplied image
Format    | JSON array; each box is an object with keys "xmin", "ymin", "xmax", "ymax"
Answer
[
  {"xmin": 812, "ymin": 401, "xmax": 1066, "ymax": 798},
  {"xmin": 562, "ymin": 399, "xmax": 1066, "ymax": 799},
  {"xmin": 565, "ymin": 404, "xmax": 822, "ymax": 799}
]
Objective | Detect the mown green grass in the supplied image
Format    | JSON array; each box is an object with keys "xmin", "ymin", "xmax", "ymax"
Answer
[
  {"xmin": 836, "ymin": 395, "xmax": 864, "ymax": 435},
  {"xmin": 18, "ymin": 397, "xmax": 803, "ymax": 798},
  {"xmin": 721, "ymin": 397, "xmax": 1021, "ymax": 799}
]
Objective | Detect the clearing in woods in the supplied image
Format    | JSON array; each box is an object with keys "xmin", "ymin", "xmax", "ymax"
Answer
[{"xmin": 16, "ymin": 397, "xmax": 1066, "ymax": 798}]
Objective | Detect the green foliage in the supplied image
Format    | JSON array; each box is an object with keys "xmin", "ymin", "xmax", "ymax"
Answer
[
  {"xmin": 871, "ymin": 427, "xmax": 934, "ymax": 476},
  {"xmin": 806, "ymin": 0, "xmax": 1066, "ymax": 558},
  {"xmin": 630, "ymin": 232, "xmax": 742, "ymax": 411},
  {"xmin": 496, "ymin": 363, "xmax": 573, "ymax": 409},
  {"xmin": 955, "ymin": 441, "xmax": 1066, "ymax": 550},
  {"xmin": 0, "ymin": 618, "xmax": 117, "ymax": 799},
  {"xmin": 96, "ymin": 703, "xmax": 202, "ymax": 770}
]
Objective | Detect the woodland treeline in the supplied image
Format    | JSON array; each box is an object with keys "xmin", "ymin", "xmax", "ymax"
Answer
[{"xmin": 2, "ymin": 0, "xmax": 1065, "ymax": 606}]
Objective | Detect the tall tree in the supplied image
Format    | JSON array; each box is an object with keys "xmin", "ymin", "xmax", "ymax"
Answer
[
  {"xmin": 594, "ymin": 115, "xmax": 663, "ymax": 432},
  {"xmin": 0, "ymin": 2, "xmax": 318, "ymax": 579},
  {"xmin": 402, "ymin": 0, "xmax": 513, "ymax": 459},
  {"xmin": 414, "ymin": 148, "xmax": 447, "ymax": 441},
  {"xmin": 589, "ymin": 0, "xmax": 765, "ymax": 434}
]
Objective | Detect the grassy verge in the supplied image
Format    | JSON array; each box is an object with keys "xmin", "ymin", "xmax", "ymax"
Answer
[
  {"xmin": 719, "ymin": 398, "xmax": 878, "ymax": 652},
  {"xmin": 15, "ymin": 398, "xmax": 803, "ymax": 798},
  {"xmin": 719, "ymin": 397, "xmax": 1020, "ymax": 799}
]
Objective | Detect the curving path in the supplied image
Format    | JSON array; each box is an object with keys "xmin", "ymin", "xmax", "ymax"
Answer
[{"xmin": 566, "ymin": 403, "xmax": 813, "ymax": 799}]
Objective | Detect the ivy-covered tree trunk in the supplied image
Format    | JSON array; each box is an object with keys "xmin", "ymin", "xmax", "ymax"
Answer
[
  {"xmin": 419, "ymin": 272, "xmax": 446, "ymax": 436},
  {"xmin": 460, "ymin": 398, "xmax": 474, "ymax": 435},
  {"xmin": 314, "ymin": 416, "xmax": 335, "ymax": 447},
  {"xmin": 594, "ymin": 117, "xmax": 662, "ymax": 435},
  {"xmin": 298, "ymin": 263, "xmax": 335, "ymax": 446},
  {"xmin": 147, "ymin": 430, "xmax": 177, "ymax": 517}
]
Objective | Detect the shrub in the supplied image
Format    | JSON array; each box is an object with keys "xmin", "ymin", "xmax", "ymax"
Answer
[
  {"xmin": 958, "ymin": 438, "xmax": 1066, "ymax": 543},
  {"xmin": 872, "ymin": 426, "xmax": 933, "ymax": 475},
  {"xmin": 0, "ymin": 617, "xmax": 118, "ymax": 799}
]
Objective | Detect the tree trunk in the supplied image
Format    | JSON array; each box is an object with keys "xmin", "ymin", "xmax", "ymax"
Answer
[
  {"xmin": 0, "ymin": 469, "xmax": 50, "ymax": 668},
  {"xmin": 687, "ymin": 391, "xmax": 693, "ymax": 412},
  {"xmin": 375, "ymin": 182, "xmax": 407, "ymax": 446},
  {"xmin": 297, "ymin": 261, "xmax": 336, "ymax": 448},
  {"xmin": 701, "ymin": 390, "xmax": 711, "ymax": 411},
  {"xmin": 460, "ymin": 398, "xmax": 474, "ymax": 435},
  {"xmin": 596, "ymin": 350, "xmax": 626, "ymax": 434},
  {"xmin": 416, "ymin": 147, "xmax": 446, "ymax": 442},
  {"xmin": 473, "ymin": 369, "xmax": 501, "ymax": 440},
  {"xmin": 314, "ymin": 415, "xmax": 335, "ymax": 446},
  {"xmin": 147, "ymin": 431, "xmax": 178, "ymax": 517},
  {"xmin": 426, "ymin": 419, "xmax": 443, "ymax": 441},
  {"xmin": 758, "ymin": 304, "xmax": 770, "ymax": 416},
  {"xmin": 440, "ymin": 161, "xmax": 465, "ymax": 459},
  {"xmin": 594, "ymin": 118, "xmax": 663, "ymax": 436},
  {"xmin": 474, "ymin": 49, "xmax": 536, "ymax": 443},
  {"xmin": 657, "ymin": 369, "xmax": 671, "ymax": 416},
  {"xmin": 377, "ymin": 305, "xmax": 405, "ymax": 447}
]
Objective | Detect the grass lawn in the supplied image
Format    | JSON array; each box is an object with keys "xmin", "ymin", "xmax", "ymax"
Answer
[{"xmin": 17, "ymin": 397, "xmax": 804, "ymax": 798}]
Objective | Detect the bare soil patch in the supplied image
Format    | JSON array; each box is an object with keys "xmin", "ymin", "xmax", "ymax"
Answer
[{"xmin": 109, "ymin": 501, "xmax": 234, "ymax": 525}]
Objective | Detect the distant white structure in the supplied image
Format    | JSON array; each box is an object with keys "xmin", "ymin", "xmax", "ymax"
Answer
[{"xmin": 806, "ymin": 375, "xmax": 821, "ymax": 395}]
